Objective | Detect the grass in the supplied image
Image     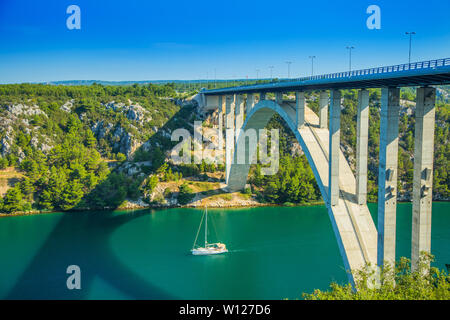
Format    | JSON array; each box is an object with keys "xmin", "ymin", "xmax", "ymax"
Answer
[{"xmin": 0, "ymin": 167, "xmax": 23, "ymax": 197}]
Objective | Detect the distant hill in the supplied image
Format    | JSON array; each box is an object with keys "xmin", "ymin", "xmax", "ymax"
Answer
[
  {"xmin": 46, "ymin": 80, "xmax": 183, "ymax": 86},
  {"xmin": 44, "ymin": 79, "xmax": 242, "ymax": 86}
]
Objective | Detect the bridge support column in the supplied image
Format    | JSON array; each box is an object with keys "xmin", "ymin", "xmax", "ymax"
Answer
[
  {"xmin": 218, "ymin": 95, "xmax": 224, "ymax": 130},
  {"xmin": 246, "ymin": 94, "xmax": 255, "ymax": 114},
  {"xmin": 199, "ymin": 93, "xmax": 206, "ymax": 108},
  {"xmin": 225, "ymin": 95, "xmax": 235, "ymax": 184},
  {"xmin": 319, "ymin": 91, "xmax": 328, "ymax": 129},
  {"xmin": 260, "ymin": 92, "xmax": 266, "ymax": 101},
  {"xmin": 377, "ymin": 87, "xmax": 400, "ymax": 267},
  {"xmin": 412, "ymin": 87, "xmax": 436, "ymax": 271},
  {"xmin": 296, "ymin": 91, "xmax": 306, "ymax": 128},
  {"xmin": 235, "ymin": 94, "xmax": 245, "ymax": 144},
  {"xmin": 275, "ymin": 92, "xmax": 283, "ymax": 105},
  {"xmin": 217, "ymin": 96, "xmax": 224, "ymax": 164},
  {"xmin": 329, "ymin": 90, "xmax": 341, "ymax": 206},
  {"xmin": 356, "ymin": 89, "xmax": 369, "ymax": 205}
]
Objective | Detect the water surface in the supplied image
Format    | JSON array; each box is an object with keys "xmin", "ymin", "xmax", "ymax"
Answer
[{"xmin": 0, "ymin": 203, "xmax": 448, "ymax": 299}]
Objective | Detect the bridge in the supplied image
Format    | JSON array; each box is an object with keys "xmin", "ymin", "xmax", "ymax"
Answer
[{"xmin": 197, "ymin": 58, "xmax": 450, "ymax": 283}]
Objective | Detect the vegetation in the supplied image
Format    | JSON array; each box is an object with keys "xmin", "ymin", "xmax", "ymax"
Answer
[
  {"xmin": 0, "ymin": 83, "xmax": 448, "ymax": 213},
  {"xmin": 247, "ymin": 114, "xmax": 321, "ymax": 204},
  {"xmin": 177, "ymin": 182, "xmax": 195, "ymax": 205},
  {"xmin": 0, "ymin": 83, "xmax": 182, "ymax": 213},
  {"xmin": 304, "ymin": 253, "xmax": 450, "ymax": 300}
]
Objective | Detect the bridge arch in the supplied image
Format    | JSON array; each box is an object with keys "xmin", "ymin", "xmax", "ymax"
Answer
[{"xmin": 227, "ymin": 98, "xmax": 378, "ymax": 282}]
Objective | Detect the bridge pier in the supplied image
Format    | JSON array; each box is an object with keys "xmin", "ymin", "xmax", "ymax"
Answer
[
  {"xmin": 260, "ymin": 92, "xmax": 266, "ymax": 101},
  {"xmin": 296, "ymin": 91, "xmax": 306, "ymax": 128},
  {"xmin": 377, "ymin": 87, "xmax": 400, "ymax": 267},
  {"xmin": 218, "ymin": 95, "xmax": 224, "ymax": 131},
  {"xmin": 246, "ymin": 94, "xmax": 255, "ymax": 114},
  {"xmin": 329, "ymin": 90, "xmax": 341, "ymax": 206},
  {"xmin": 275, "ymin": 92, "xmax": 283, "ymax": 105},
  {"xmin": 235, "ymin": 94, "xmax": 245, "ymax": 144},
  {"xmin": 412, "ymin": 87, "xmax": 436, "ymax": 271},
  {"xmin": 204, "ymin": 95, "xmax": 219, "ymax": 110},
  {"xmin": 217, "ymin": 96, "xmax": 224, "ymax": 164},
  {"xmin": 356, "ymin": 89, "xmax": 369, "ymax": 205},
  {"xmin": 225, "ymin": 95, "xmax": 235, "ymax": 183},
  {"xmin": 319, "ymin": 91, "xmax": 328, "ymax": 129}
]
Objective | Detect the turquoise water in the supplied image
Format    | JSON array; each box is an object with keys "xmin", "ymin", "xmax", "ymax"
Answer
[{"xmin": 0, "ymin": 203, "xmax": 448, "ymax": 299}]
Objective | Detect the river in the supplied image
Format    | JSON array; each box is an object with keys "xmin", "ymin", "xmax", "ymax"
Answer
[{"xmin": 0, "ymin": 203, "xmax": 448, "ymax": 299}]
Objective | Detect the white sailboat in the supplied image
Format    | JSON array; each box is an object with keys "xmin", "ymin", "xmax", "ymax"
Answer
[{"xmin": 191, "ymin": 207, "xmax": 228, "ymax": 255}]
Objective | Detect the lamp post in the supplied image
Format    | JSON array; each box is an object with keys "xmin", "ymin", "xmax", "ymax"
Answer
[
  {"xmin": 269, "ymin": 66, "xmax": 274, "ymax": 81},
  {"xmin": 285, "ymin": 61, "xmax": 292, "ymax": 79},
  {"xmin": 309, "ymin": 56, "xmax": 316, "ymax": 76},
  {"xmin": 256, "ymin": 69, "xmax": 260, "ymax": 82},
  {"xmin": 346, "ymin": 46, "xmax": 355, "ymax": 72},
  {"xmin": 405, "ymin": 32, "xmax": 416, "ymax": 64}
]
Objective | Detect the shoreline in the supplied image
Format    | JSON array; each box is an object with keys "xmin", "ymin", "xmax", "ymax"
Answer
[
  {"xmin": 1, "ymin": 199, "xmax": 448, "ymax": 219},
  {"xmin": 0, "ymin": 200, "xmax": 324, "ymax": 218}
]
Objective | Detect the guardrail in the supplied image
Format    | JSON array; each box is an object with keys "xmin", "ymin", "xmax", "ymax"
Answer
[
  {"xmin": 206, "ymin": 58, "xmax": 450, "ymax": 92},
  {"xmin": 283, "ymin": 58, "xmax": 450, "ymax": 83}
]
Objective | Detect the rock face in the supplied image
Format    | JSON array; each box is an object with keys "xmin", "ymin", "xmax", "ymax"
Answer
[
  {"xmin": 104, "ymin": 102, "xmax": 151, "ymax": 125},
  {"xmin": 113, "ymin": 127, "xmax": 137, "ymax": 157},
  {"xmin": 0, "ymin": 135, "xmax": 12, "ymax": 156},
  {"xmin": 290, "ymin": 142, "xmax": 304, "ymax": 157},
  {"xmin": 91, "ymin": 120, "xmax": 114, "ymax": 140},
  {"xmin": 7, "ymin": 104, "xmax": 47, "ymax": 117},
  {"xmin": 120, "ymin": 199, "xmax": 150, "ymax": 209},
  {"xmin": 0, "ymin": 100, "xmax": 155, "ymax": 161},
  {"xmin": 126, "ymin": 105, "xmax": 148, "ymax": 123},
  {"xmin": 0, "ymin": 104, "xmax": 53, "ymax": 160},
  {"xmin": 60, "ymin": 100, "xmax": 73, "ymax": 113},
  {"xmin": 88, "ymin": 101, "xmax": 155, "ymax": 157},
  {"xmin": 0, "ymin": 125, "xmax": 15, "ymax": 156}
]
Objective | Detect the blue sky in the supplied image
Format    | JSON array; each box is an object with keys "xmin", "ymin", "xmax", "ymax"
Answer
[{"xmin": 0, "ymin": 0, "xmax": 449, "ymax": 83}]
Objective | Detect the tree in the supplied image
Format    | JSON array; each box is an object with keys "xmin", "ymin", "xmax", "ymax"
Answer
[
  {"xmin": 0, "ymin": 157, "xmax": 7, "ymax": 170},
  {"xmin": 39, "ymin": 166, "xmax": 67, "ymax": 209},
  {"xmin": 60, "ymin": 180, "xmax": 84, "ymax": 210},
  {"xmin": 1, "ymin": 186, "xmax": 26, "ymax": 213},
  {"xmin": 178, "ymin": 182, "xmax": 195, "ymax": 205},
  {"xmin": 85, "ymin": 130, "xmax": 97, "ymax": 148},
  {"xmin": 116, "ymin": 152, "xmax": 127, "ymax": 162},
  {"xmin": 19, "ymin": 178, "xmax": 35, "ymax": 201},
  {"xmin": 152, "ymin": 147, "xmax": 165, "ymax": 170}
]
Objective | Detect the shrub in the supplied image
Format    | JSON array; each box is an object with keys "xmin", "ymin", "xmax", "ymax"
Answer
[
  {"xmin": 178, "ymin": 182, "xmax": 195, "ymax": 205},
  {"xmin": 303, "ymin": 252, "xmax": 450, "ymax": 300}
]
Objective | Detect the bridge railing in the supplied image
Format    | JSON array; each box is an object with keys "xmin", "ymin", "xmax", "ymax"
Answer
[
  {"xmin": 280, "ymin": 58, "xmax": 450, "ymax": 83},
  {"xmin": 213, "ymin": 58, "xmax": 450, "ymax": 91}
]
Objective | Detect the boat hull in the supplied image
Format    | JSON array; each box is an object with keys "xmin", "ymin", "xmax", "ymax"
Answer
[{"xmin": 191, "ymin": 248, "xmax": 228, "ymax": 255}]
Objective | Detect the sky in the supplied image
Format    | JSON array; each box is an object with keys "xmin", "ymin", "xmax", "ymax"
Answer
[{"xmin": 0, "ymin": 0, "xmax": 449, "ymax": 83}]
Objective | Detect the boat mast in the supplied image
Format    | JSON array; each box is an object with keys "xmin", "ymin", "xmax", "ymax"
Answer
[
  {"xmin": 192, "ymin": 209, "xmax": 205, "ymax": 250},
  {"xmin": 204, "ymin": 206, "xmax": 208, "ymax": 246}
]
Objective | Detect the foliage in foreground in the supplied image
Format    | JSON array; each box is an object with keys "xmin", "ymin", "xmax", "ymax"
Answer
[{"xmin": 304, "ymin": 253, "xmax": 450, "ymax": 300}]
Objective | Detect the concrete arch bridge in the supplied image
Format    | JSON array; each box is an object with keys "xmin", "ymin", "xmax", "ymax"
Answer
[{"xmin": 198, "ymin": 58, "xmax": 450, "ymax": 283}]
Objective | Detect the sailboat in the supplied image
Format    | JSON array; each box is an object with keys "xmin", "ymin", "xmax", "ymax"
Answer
[{"xmin": 191, "ymin": 206, "xmax": 228, "ymax": 255}]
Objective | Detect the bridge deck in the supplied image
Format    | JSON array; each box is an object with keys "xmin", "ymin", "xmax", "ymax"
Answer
[{"xmin": 203, "ymin": 58, "xmax": 450, "ymax": 95}]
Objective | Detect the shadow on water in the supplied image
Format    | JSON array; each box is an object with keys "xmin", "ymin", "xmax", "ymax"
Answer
[
  {"xmin": 6, "ymin": 103, "xmax": 203, "ymax": 299},
  {"xmin": 6, "ymin": 209, "xmax": 176, "ymax": 299}
]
